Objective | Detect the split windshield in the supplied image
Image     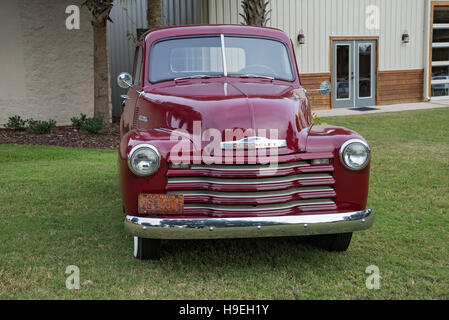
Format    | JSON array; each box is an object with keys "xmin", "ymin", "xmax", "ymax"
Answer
[{"xmin": 149, "ymin": 35, "xmax": 295, "ymax": 83}]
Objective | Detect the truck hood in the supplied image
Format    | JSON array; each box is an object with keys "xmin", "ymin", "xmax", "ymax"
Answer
[{"xmin": 139, "ymin": 81, "xmax": 312, "ymax": 153}]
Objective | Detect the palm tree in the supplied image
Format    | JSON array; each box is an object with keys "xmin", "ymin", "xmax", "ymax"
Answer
[
  {"xmin": 240, "ymin": 0, "xmax": 271, "ymax": 26},
  {"xmin": 82, "ymin": 0, "xmax": 114, "ymax": 123},
  {"xmin": 147, "ymin": 0, "xmax": 162, "ymax": 30}
]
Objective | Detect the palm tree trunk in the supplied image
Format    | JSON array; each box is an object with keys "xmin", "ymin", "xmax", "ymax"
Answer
[
  {"xmin": 147, "ymin": 0, "xmax": 162, "ymax": 30},
  {"xmin": 93, "ymin": 21, "xmax": 110, "ymax": 122},
  {"xmin": 240, "ymin": 0, "xmax": 271, "ymax": 26},
  {"xmin": 82, "ymin": 0, "xmax": 113, "ymax": 123}
]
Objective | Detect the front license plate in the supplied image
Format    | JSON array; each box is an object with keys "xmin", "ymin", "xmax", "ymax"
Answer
[{"xmin": 138, "ymin": 194, "xmax": 184, "ymax": 215}]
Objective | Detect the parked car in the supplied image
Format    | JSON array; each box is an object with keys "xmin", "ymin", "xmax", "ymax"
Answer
[
  {"xmin": 336, "ymin": 77, "xmax": 371, "ymax": 99},
  {"xmin": 117, "ymin": 25, "xmax": 373, "ymax": 259},
  {"xmin": 431, "ymin": 75, "xmax": 449, "ymax": 96},
  {"xmin": 336, "ymin": 80, "xmax": 349, "ymax": 99},
  {"xmin": 431, "ymin": 75, "xmax": 449, "ymax": 90}
]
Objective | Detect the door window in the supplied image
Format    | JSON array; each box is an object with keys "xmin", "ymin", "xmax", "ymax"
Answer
[
  {"xmin": 358, "ymin": 43, "xmax": 372, "ymax": 98},
  {"xmin": 336, "ymin": 44, "xmax": 350, "ymax": 100}
]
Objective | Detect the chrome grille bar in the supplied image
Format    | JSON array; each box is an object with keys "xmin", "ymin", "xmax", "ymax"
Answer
[
  {"xmin": 184, "ymin": 198, "xmax": 335, "ymax": 211},
  {"xmin": 168, "ymin": 186, "xmax": 333, "ymax": 198},
  {"xmin": 167, "ymin": 173, "xmax": 332, "ymax": 185},
  {"xmin": 190, "ymin": 160, "xmax": 310, "ymax": 171}
]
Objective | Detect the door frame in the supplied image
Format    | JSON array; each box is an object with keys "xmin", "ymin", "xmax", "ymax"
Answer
[
  {"xmin": 330, "ymin": 36, "xmax": 379, "ymax": 109},
  {"xmin": 428, "ymin": 1, "xmax": 449, "ymax": 99}
]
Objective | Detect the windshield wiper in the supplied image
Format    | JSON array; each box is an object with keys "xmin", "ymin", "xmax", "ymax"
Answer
[
  {"xmin": 174, "ymin": 74, "xmax": 223, "ymax": 82},
  {"xmin": 230, "ymin": 74, "xmax": 275, "ymax": 81}
]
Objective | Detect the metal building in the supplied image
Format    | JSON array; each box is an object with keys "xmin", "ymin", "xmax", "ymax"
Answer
[
  {"xmin": 108, "ymin": 0, "xmax": 449, "ymax": 112},
  {"xmin": 208, "ymin": 0, "xmax": 432, "ymax": 110}
]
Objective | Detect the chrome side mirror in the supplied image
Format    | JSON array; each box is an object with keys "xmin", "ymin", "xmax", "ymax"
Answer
[
  {"xmin": 304, "ymin": 81, "xmax": 332, "ymax": 96},
  {"xmin": 117, "ymin": 72, "xmax": 132, "ymax": 89},
  {"xmin": 318, "ymin": 81, "xmax": 331, "ymax": 96}
]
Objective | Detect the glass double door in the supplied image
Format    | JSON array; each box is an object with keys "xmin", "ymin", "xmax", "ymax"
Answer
[{"xmin": 333, "ymin": 40, "xmax": 376, "ymax": 108}]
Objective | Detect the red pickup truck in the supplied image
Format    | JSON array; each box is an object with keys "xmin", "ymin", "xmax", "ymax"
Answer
[{"xmin": 117, "ymin": 25, "xmax": 373, "ymax": 259}]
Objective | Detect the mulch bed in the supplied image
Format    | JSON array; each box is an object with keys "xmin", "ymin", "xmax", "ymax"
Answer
[{"xmin": 0, "ymin": 123, "xmax": 121, "ymax": 150}]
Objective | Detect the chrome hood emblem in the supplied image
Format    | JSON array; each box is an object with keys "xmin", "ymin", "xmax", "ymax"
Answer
[{"xmin": 220, "ymin": 136, "xmax": 287, "ymax": 150}]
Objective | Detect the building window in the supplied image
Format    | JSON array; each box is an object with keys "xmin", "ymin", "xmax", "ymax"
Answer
[{"xmin": 431, "ymin": 6, "xmax": 449, "ymax": 97}]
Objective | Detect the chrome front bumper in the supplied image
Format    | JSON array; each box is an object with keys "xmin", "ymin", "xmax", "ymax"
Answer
[{"xmin": 124, "ymin": 209, "xmax": 373, "ymax": 240}]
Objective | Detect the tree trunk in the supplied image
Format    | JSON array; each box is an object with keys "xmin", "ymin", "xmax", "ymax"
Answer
[
  {"xmin": 147, "ymin": 0, "xmax": 162, "ymax": 30},
  {"xmin": 240, "ymin": 0, "xmax": 270, "ymax": 26},
  {"xmin": 93, "ymin": 21, "xmax": 110, "ymax": 123}
]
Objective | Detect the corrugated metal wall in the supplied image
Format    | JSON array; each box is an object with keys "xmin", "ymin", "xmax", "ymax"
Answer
[
  {"xmin": 163, "ymin": 0, "xmax": 209, "ymax": 25},
  {"xmin": 107, "ymin": 0, "xmax": 147, "ymax": 120},
  {"xmin": 107, "ymin": 0, "xmax": 207, "ymax": 120},
  {"xmin": 208, "ymin": 0, "xmax": 426, "ymax": 73}
]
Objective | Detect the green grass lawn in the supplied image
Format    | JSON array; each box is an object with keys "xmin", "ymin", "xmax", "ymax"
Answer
[{"xmin": 0, "ymin": 108, "xmax": 448, "ymax": 299}]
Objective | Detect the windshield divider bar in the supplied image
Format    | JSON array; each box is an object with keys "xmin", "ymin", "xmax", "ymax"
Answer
[{"xmin": 221, "ymin": 34, "xmax": 228, "ymax": 77}]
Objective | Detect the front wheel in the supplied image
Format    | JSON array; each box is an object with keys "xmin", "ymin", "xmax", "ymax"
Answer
[
  {"xmin": 310, "ymin": 232, "xmax": 353, "ymax": 252},
  {"xmin": 133, "ymin": 237, "xmax": 161, "ymax": 260}
]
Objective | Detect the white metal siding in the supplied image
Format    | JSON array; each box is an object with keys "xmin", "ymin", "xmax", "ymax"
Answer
[{"xmin": 208, "ymin": 0, "xmax": 426, "ymax": 73}]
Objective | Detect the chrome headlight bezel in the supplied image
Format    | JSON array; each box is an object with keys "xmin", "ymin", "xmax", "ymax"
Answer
[
  {"xmin": 127, "ymin": 144, "xmax": 161, "ymax": 177},
  {"xmin": 339, "ymin": 139, "xmax": 371, "ymax": 171}
]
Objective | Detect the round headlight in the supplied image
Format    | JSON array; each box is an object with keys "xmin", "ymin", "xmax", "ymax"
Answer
[
  {"xmin": 339, "ymin": 139, "xmax": 370, "ymax": 171},
  {"xmin": 128, "ymin": 144, "xmax": 161, "ymax": 176}
]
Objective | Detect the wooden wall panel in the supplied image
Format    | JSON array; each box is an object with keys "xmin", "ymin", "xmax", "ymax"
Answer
[
  {"xmin": 377, "ymin": 69, "xmax": 424, "ymax": 105},
  {"xmin": 300, "ymin": 73, "xmax": 332, "ymax": 110}
]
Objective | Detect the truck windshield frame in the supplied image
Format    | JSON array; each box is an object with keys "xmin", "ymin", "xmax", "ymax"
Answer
[{"xmin": 148, "ymin": 34, "xmax": 296, "ymax": 84}]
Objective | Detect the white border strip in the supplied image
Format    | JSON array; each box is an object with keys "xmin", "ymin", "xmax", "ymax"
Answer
[{"xmin": 221, "ymin": 34, "xmax": 227, "ymax": 77}]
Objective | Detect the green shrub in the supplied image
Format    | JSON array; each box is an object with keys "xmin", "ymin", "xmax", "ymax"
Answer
[
  {"xmin": 4, "ymin": 115, "xmax": 27, "ymax": 131},
  {"xmin": 70, "ymin": 113, "xmax": 87, "ymax": 130},
  {"xmin": 312, "ymin": 112, "xmax": 327, "ymax": 126},
  {"xmin": 27, "ymin": 119, "xmax": 57, "ymax": 134},
  {"xmin": 70, "ymin": 113, "xmax": 105, "ymax": 134},
  {"xmin": 80, "ymin": 113, "xmax": 106, "ymax": 134}
]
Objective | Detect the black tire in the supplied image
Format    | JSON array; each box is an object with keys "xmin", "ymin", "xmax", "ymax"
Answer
[
  {"xmin": 310, "ymin": 232, "xmax": 353, "ymax": 252},
  {"xmin": 133, "ymin": 237, "xmax": 161, "ymax": 260}
]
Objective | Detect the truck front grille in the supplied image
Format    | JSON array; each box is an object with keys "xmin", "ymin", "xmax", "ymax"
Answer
[{"xmin": 166, "ymin": 154, "xmax": 336, "ymax": 217}]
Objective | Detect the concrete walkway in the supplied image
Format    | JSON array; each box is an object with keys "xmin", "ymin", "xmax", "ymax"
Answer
[{"xmin": 314, "ymin": 100, "xmax": 449, "ymax": 117}]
